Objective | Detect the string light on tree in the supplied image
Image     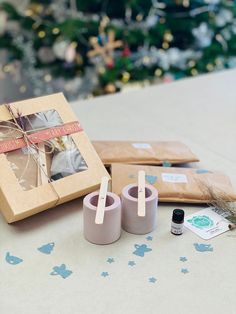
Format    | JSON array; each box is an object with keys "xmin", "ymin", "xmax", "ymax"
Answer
[
  {"xmin": 191, "ymin": 68, "xmax": 198, "ymax": 76},
  {"xmin": 155, "ymin": 68, "xmax": 162, "ymax": 77},
  {"xmin": 52, "ymin": 28, "xmax": 60, "ymax": 35},
  {"xmin": 162, "ymin": 42, "xmax": 169, "ymax": 49},
  {"xmin": 206, "ymin": 63, "xmax": 214, "ymax": 71},
  {"xmin": 38, "ymin": 30, "xmax": 46, "ymax": 38},
  {"xmin": 136, "ymin": 14, "xmax": 143, "ymax": 22},
  {"xmin": 104, "ymin": 83, "xmax": 116, "ymax": 93},
  {"xmin": 121, "ymin": 71, "xmax": 130, "ymax": 83},
  {"xmin": 164, "ymin": 31, "xmax": 173, "ymax": 43},
  {"xmin": 188, "ymin": 60, "xmax": 196, "ymax": 68}
]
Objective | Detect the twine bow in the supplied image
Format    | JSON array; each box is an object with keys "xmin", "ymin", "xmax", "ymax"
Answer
[{"xmin": 0, "ymin": 104, "xmax": 61, "ymax": 206}]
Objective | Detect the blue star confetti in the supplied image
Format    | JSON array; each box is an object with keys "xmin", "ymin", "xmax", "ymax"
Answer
[
  {"xmin": 50, "ymin": 264, "xmax": 72, "ymax": 279},
  {"xmin": 5, "ymin": 252, "xmax": 23, "ymax": 265},
  {"xmin": 179, "ymin": 256, "xmax": 187, "ymax": 262},
  {"xmin": 149, "ymin": 277, "xmax": 157, "ymax": 283},
  {"xmin": 107, "ymin": 258, "xmax": 115, "ymax": 264},
  {"xmin": 146, "ymin": 236, "xmax": 153, "ymax": 241},
  {"xmin": 194, "ymin": 243, "xmax": 213, "ymax": 252},
  {"xmin": 133, "ymin": 244, "xmax": 152, "ymax": 257},
  {"xmin": 101, "ymin": 272, "xmax": 109, "ymax": 277},
  {"xmin": 37, "ymin": 242, "xmax": 55, "ymax": 255},
  {"xmin": 181, "ymin": 268, "xmax": 189, "ymax": 274},
  {"xmin": 128, "ymin": 261, "xmax": 136, "ymax": 267}
]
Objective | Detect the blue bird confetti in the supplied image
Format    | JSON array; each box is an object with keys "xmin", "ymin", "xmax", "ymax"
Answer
[
  {"xmin": 194, "ymin": 243, "xmax": 213, "ymax": 252},
  {"xmin": 5, "ymin": 252, "xmax": 23, "ymax": 265},
  {"xmin": 146, "ymin": 236, "xmax": 153, "ymax": 241},
  {"xmin": 128, "ymin": 261, "xmax": 136, "ymax": 267}
]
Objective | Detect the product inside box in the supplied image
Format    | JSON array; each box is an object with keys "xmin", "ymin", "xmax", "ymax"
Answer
[{"xmin": 0, "ymin": 109, "xmax": 88, "ymax": 191}]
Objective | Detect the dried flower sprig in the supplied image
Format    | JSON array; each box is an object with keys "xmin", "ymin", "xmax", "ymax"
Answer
[
  {"xmin": 6, "ymin": 104, "xmax": 26, "ymax": 130},
  {"xmin": 197, "ymin": 181, "xmax": 236, "ymax": 229}
]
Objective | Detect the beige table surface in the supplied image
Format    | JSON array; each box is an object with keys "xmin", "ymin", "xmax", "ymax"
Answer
[{"xmin": 1, "ymin": 69, "xmax": 236, "ymax": 314}]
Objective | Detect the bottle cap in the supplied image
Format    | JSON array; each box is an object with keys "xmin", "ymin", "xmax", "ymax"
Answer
[{"xmin": 172, "ymin": 209, "xmax": 185, "ymax": 223}]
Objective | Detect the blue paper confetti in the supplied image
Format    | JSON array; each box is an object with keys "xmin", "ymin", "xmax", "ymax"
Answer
[
  {"xmin": 149, "ymin": 277, "xmax": 157, "ymax": 283},
  {"xmin": 37, "ymin": 242, "xmax": 55, "ymax": 255},
  {"xmin": 179, "ymin": 256, "xmax": 187, "ymax": 262},
  {"xmin": 133, "ymin": 244, "xmax": 152, "ymax": 257},
  {"xmin": 5, "ymin": 252, "xmax": 23, "ymax": 265},
  {"xmin": 101, "ymin": 272, "xmax": 109, "ymax": 277},
  {"xmin": 194, "ymin": 243, "xmax": 213, "ymax": 252},
  {"xmin": 163, "ymin": 161, "xmax": 172, "ymax": 167},
  {"xmin": 128, "ymin": 261, "xmax": 136, "ymax": 267},
  {"xmin": 50, "ymin": 264, "xmax": 72, "ymax": 279},
  {"xmin": 181, "ymin": 268, "xmax": 189, "ymax": 274},
  {"xmin": 196, "ymin": 169, "xmax": 210, "ymax": 174},
  {"xmin": 145, "ymin": 175, "xmax": 158, "ymax": 185},
  {"xmin": 146, "ymin": 236, "xmax": 153, "ymax": 241},
  {"xmin": 107, "ymin": 258, "xmax": 115, "ymax": 264}
]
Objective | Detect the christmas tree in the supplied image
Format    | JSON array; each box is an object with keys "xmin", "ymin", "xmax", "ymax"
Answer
[{"xmin": 0, "ymin": 0, "xmax": 236, "ymax": 99}]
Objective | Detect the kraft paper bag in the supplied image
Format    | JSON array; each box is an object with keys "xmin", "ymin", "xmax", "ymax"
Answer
[
  {"xmin": 93, "ymin": 140, "xmax": 199, "ymax": 166},
  {"xmin": 111, "ymin": 163, "xmax": 236, "ymax": 203}
]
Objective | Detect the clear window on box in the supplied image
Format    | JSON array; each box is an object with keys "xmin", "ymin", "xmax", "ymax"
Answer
[{"xmin": 0, "ymin": 109, "xmax": 88, "ymax": 191}]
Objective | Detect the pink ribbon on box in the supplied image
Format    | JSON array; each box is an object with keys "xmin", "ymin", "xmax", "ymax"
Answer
[{"xmin": 0, "ymin": 121, "xmax": 83, "ymax": 154}]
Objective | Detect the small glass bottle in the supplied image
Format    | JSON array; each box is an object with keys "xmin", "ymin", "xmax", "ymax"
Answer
[{"xmin": 171, "ymin": 209, "xmax": 185, "ymax": 235}]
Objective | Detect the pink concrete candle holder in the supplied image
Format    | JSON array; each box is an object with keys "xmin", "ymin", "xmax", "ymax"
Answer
[
  {"xmin": 83, "ymin": 191, "xmax": 121, "ymax": 244},
  {"xmin": 121, "ymin": 183, "xmax": 158, "ymax": 234}
]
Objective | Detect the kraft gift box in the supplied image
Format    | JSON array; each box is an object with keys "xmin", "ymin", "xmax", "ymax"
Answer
[{"xmin": 0, "ymin": 93, "xmax": 109, "ymax": 223}]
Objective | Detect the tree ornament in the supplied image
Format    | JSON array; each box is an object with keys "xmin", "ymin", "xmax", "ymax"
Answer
[
  {"xmin": 146, "ymin": 14, "xmax": 158, "ymax": 28},
  {"xmin": 65, "ymin": 42, "xmax": 77, "ymax": 63},
  {"xmin": 106, "ymin": 59, "xmax": 114, "ymax": 69},
  {"xmin": 215, "ymin": 9, "xmax": 233, "ymax": 27},
  {"xmin": 122, "ymin": 45, "xmax": 131, "ymax": 57},
  {"xmin": 192, "ymin": 23, "xmax": 213, "ymax": 48},
  {"xmin": 163, "ymin": 74, "xmax": 174, "ymax": 83},
  {"xmin": 38, "ymin": 47, "xmax": 56, "ymax": 64},
  {"xmin": 53, "ymin": 39, "xmax": 70, "ymax": 60},
  {"xmin": 87, "ymin": 30, "xmax": 123, "ymax": 67},
  {"xmin": 121, "ymin": 71, "xmax": 130, "ymax": 83},
  {"xmin": 27, "ymin": 3, "xmax": 44, "ymax": 15},
  {"xmin": 104, "ymin": 83, "xmax": 116, "ymax": 94}
]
